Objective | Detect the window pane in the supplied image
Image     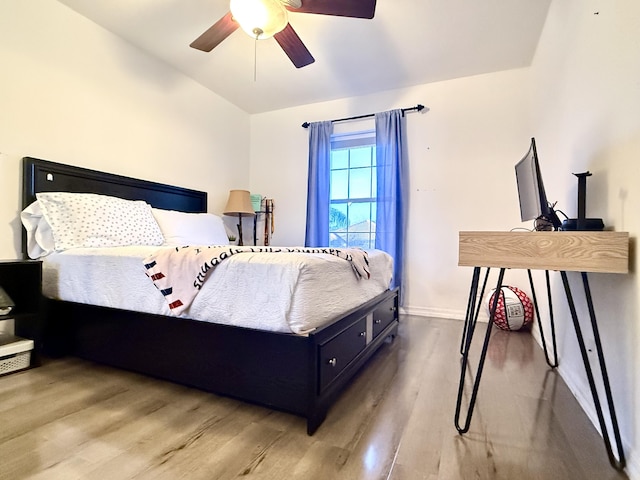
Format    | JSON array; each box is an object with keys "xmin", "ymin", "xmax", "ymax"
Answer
[
  {"xmin": 331, "ymin": 150, "xmax": 348, "ymax": 169},
  {"xmin": 371, "ymin": 203, "xmax": 377, "ymax": 228},
  {"xmin": 330, "ymin": 170, "xmax": 348, "ymax": 200},
  {"xmin": 372, "ymin": 167, "xmax": 377, "ymax": 194},
  {"xmin": 349, "ymin": 168, "xmax": 372, "ymax": 198},
  {"xmin": 347, "ymin": 232, "xmax": 372, "ymax": 249},
  {"xmin": 329, "ymin": 233, "xmax": 347, "ymax": 248},
  {"xmin": 350, "ymin": 147, "xmax": 373, "ymax": 168},
  {"xmin": 348, "ymin": 202, "xmax": 372, "ymax": 229},
  {"xmin": 329, "ymin": 204, "xmax": 348, "ymax": 230}
]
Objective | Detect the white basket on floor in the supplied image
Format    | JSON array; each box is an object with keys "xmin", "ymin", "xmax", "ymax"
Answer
[{"xmin": 0, "ymin": 335, "xmax": 33, "ymax": 375}]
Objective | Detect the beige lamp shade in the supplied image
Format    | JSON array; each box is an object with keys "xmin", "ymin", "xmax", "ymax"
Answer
[{"xmin": 224, "ymin": 190, "xmax": 256, "ymax": 216}]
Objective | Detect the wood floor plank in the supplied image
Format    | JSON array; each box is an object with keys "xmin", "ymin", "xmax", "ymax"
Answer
[{"xmin": 0, "ymin": 316, "xmax": 629, "ymax": 480}]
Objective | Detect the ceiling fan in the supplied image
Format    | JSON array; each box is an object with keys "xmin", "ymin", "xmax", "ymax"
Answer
[{"xmin": 189, "ymin": 0, "xmax": 377, "ymax": 68}]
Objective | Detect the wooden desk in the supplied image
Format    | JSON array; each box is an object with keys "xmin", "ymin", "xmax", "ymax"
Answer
[
  {"xmin": 459, "ymin": 231, "xmax": 629, "ymax": 273},
  {"xmin": 455, "ymin": 231, "xmax": 629, "ymax": 471}
]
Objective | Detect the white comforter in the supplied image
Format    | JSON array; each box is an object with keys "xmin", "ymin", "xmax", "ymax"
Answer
[{"xmin": 41, "ymin": 246, "xmax": 393, "ymax": 334}]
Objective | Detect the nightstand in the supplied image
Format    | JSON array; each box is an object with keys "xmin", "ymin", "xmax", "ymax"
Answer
[{"xmin": 0, "ymin": 260, "xmax": 42, "ymax": 374}]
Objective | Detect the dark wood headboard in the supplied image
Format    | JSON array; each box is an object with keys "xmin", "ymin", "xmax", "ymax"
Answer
[
  {"xmin": 22, "ymin": 157, "xmax": 207, "ymax": 213},
  {"xmin": 22, "ymin": 157, "xmax": 208, "ymax": 258}
]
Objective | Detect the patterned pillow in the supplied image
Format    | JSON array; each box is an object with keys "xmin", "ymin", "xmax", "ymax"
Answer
[{"xmin": 36, "ymin": 192, "xmax": 164, "ymax": 250}]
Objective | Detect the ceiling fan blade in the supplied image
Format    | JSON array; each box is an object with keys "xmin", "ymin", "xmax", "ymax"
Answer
[
  {"xmin": 190, "ymin": 12, "xmax": 239, "ymax": 52},
  {"xmin": 287, "ymin": 0, "xmax": 377, "ymax": 19},
  {"xmin": 274, "ymin": 24, "xmax": 315, "ymax": 68}
]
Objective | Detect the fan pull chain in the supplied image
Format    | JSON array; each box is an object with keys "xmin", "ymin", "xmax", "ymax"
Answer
[{"xmin": 253, "ymin": 28, "xmax": 263, "ymax": 82}]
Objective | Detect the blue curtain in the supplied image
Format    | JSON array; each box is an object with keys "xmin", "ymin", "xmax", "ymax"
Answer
[
  {"xmin": 305, "ymin": 121, "xmax": 333, "ymax": 247},
  {"xmin": 375, "ymin": 109, "xmax": 408, "ymax": 297}
]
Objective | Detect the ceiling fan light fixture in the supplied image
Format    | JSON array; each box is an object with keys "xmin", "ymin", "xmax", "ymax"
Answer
[{"xmin": 230, "ymin": 0, "xmax": 288, "ymax": 40}]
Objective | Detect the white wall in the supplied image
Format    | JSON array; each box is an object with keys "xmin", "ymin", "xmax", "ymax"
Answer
[
  {"xmin": 1, "ymin": 0, "xmax": 637, "ymax": 476},
  {"xmin": 529, "ymin": 0, "xmax": 640, "ymax": 477},
  {"xmin": 0, "ymin": 0, "xmax": 250, "ymax": 261},
  {"xmin": 250, "ymin": 1, "xmax": 640, "ymax": 476},
  {"xmin": 250, "ymin": 68, "xmax": 535, "ymax": 315}
]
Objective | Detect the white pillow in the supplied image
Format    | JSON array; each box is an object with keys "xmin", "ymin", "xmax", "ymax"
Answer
[
  {"xmin": 20, "ymin": 201, "xmax": 56, "ymax": 259},
  {"xmin": 152, "ymin": 208, "xmax": 229, "ymax": 246},
  {"xmin": 35, "ymin": 192, "xmax": 165, "ymax": 250}
]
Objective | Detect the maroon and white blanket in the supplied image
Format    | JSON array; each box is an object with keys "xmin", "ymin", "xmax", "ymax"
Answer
[{"xmin": 143, "ymin": 246, "xmax": 370, "ymax": 315}]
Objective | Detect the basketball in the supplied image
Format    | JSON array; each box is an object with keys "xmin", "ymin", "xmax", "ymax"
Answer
[{"xmin": 486, "ymin": 286, "xmax": 534, "ymax": 331}]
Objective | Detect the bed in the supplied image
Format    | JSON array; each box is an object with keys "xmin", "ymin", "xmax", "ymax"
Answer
[{"xmin": 19, "ymin": 156, "xmax": 400, "ymax": 434}]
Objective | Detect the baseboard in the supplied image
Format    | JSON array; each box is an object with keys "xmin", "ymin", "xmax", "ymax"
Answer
[
  {"xmin": 558, "ymin": 364, "xmax": 635, "ymax": 478},
  {"xmin": 400, "ymin": 305, "xmax": 490, "ymax": 323}
]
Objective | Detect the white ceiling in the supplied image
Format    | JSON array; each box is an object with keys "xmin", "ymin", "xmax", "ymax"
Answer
[{"xmin": 56, "ymin": 0, "xmax": 552, "ymax": 114}]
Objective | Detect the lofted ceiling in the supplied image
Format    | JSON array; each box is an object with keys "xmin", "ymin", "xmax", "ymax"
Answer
[{"xmin": 56, "ymin": 0, "xmax": 552, "ymax": 114}]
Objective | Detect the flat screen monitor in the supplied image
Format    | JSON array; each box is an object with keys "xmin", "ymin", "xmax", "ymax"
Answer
[{"xmin": 515, "ymin": 138, "xmax": 561, "ymax": 230}]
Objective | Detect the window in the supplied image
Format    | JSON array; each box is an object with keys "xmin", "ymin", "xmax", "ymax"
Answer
[{"xmin": 329, "ymin": 130, "xmax": 376, "ymax": 249}]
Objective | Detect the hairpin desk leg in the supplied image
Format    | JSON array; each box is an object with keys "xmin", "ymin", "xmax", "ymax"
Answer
[
  {"xmin": 527, "ymin": 269, "xmax": 559, "ymax": 368},
  {"xmin": 460, "ymin": 267, "xmax": 491, "ymax": 355},
  {"xmin": 560, "ymin": 271, "xmax": 625, "ymax": 470},
  {"xmin": 459, "ymin": 267, "xmax": 480, "ymax": 355},
  {"xmin": 455, "ymin": 267, "xmax": 505, "ymax": 434}
]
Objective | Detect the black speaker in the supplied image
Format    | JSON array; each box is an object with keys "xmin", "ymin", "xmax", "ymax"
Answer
[{"xmin": 561, "ymin": 218, "xmax": 605, "ymax": 231}]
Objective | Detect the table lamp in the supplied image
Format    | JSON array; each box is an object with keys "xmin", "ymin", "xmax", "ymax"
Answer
[{"xmin": 223, "ymin": 190, "xmax": 255, "ymax": 246}]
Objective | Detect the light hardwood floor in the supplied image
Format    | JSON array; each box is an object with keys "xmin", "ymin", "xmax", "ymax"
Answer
[{"xmin": 0, "ymin": 316, "xmax": 629, "ymax": 480}]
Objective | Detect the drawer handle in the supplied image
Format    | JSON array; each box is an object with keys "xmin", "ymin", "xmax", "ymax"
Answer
[
  {"xmin": 374, "ymin": 319, "xmax": 381, "ymax": 324},
  {"xmin": 391, "ymin": 306, "xmax": 397, "ymax": 312},
  {"xmin": 328, "ymin": 358, "xmax": 337, "ymax": 367},
  {"xmin": 359, "ymin": 331, "xmax": 365, "ymax": 337}
]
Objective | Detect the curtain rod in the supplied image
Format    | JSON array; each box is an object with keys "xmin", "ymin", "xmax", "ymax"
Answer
[{"xmin": 301, "ymin": 104, "xmax": 425, "ymax": 129}]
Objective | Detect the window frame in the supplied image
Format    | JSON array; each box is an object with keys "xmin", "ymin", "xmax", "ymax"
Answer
[{"xmin": 329, "ymin": 129, "xmax": 377, "ymax": 249}]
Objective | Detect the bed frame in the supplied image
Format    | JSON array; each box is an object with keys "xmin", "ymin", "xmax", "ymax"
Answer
[{"xmin": 20, "ymin": 157, "xmax": 399, "ymax": 434}]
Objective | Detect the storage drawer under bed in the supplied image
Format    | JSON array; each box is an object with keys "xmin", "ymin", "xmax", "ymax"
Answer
[
  {"xmin": 318, "ymin": 317, "xmax": 367, "ymax": 392},
  {"xmin": 372, "ymin": 295, "xmax": 397, "ymax": 338}
]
